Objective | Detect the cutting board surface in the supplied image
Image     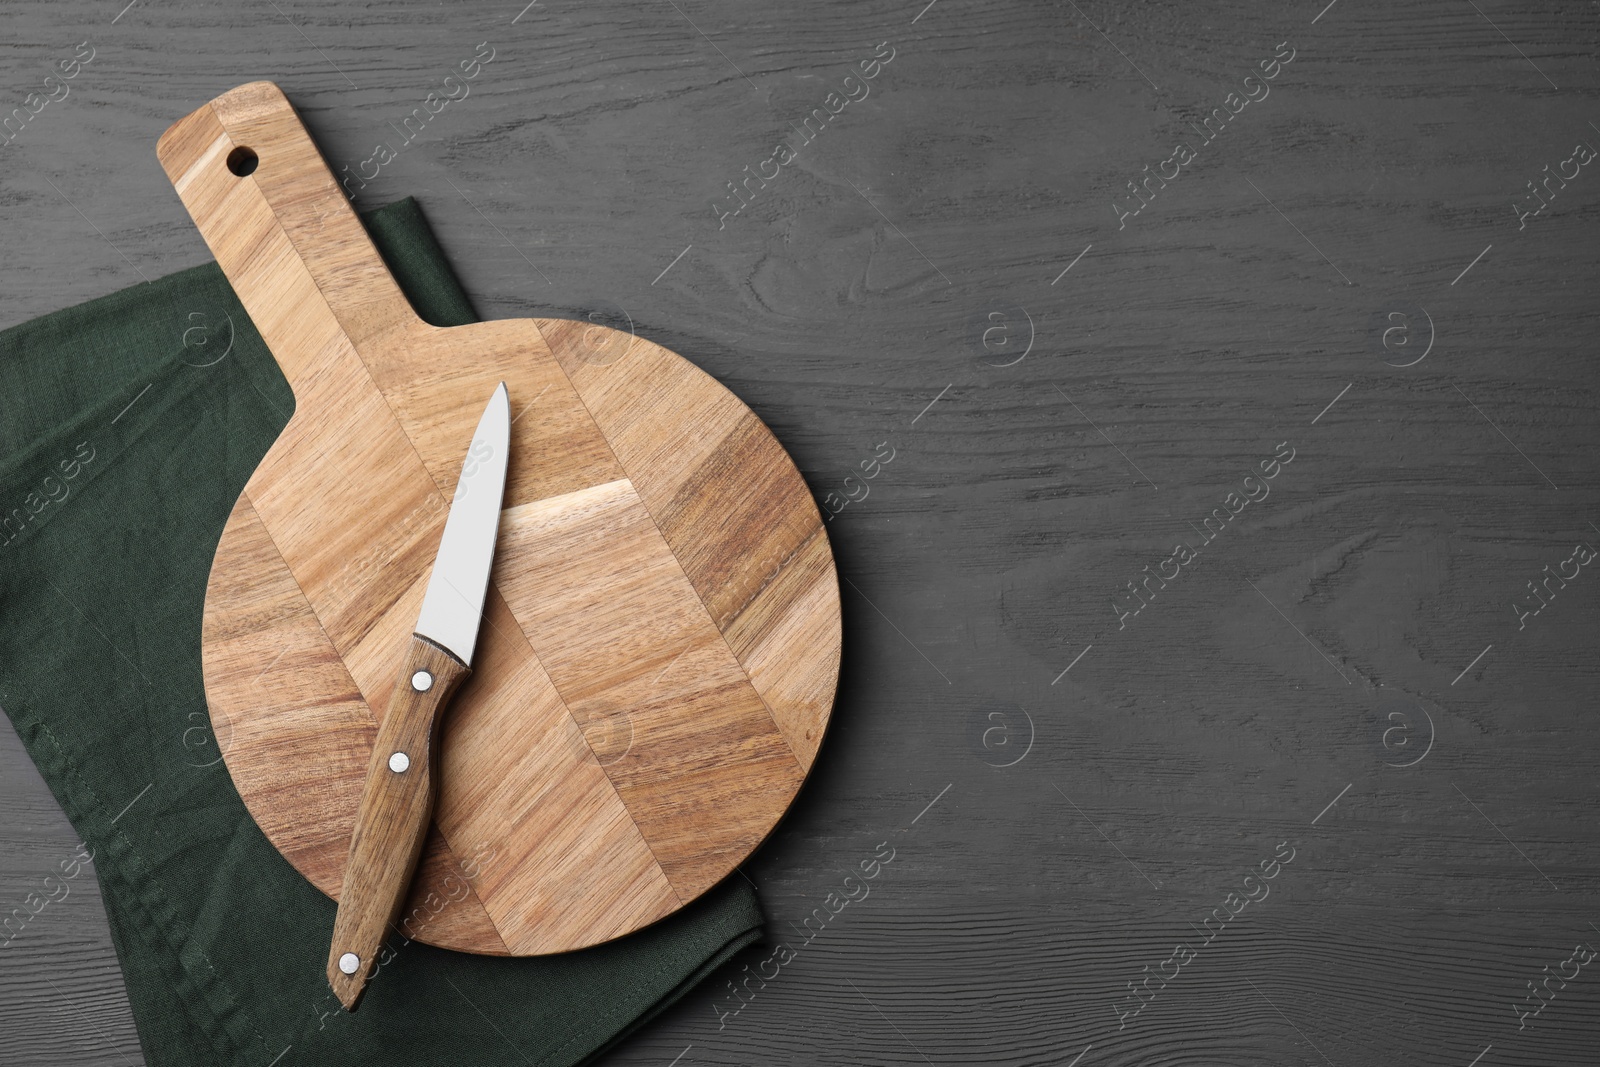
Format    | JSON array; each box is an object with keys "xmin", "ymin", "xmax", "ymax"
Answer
[{"xmin": 156, "ymin": 82, "xmax": 839, "ymax": 955}]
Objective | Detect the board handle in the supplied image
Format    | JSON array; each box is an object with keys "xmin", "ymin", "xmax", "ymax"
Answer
[
  {"xmin": 156, "ymin": 81, "xmax": 425, "ymax": 370},
  {"xmin": 327, "ymin": 635, "xmax": 470, "ymax": 1011}
]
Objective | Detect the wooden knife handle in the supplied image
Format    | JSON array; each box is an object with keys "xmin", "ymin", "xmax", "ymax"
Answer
[{"xmin": 327, "ymin": 635, "xmax": 470, "ymax": 1011}]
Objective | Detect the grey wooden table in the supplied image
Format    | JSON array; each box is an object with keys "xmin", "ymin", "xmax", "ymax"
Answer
[{"xmin": 3, "ymin": 1, "xmax": 1598, "ymax": 1064}]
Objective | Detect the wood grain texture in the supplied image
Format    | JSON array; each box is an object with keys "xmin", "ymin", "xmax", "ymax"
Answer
[
  {"xmin": 327, "ymin": 635, "xmax": 470, "ymax": 1010},
  {"xmin": 2, "ymin": 0, "xmax": 1600, "ymax": 1064},
  {"xmin": 156, "ymin": 80, "xmax": 838, "ymax": 956}
]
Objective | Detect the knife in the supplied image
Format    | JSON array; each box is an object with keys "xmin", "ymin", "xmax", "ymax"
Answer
[{"xmin": 327, "ymin": 381, "xmax": 511, "ymax": 1011}]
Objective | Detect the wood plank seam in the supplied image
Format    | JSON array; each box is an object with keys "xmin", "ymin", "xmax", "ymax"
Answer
[
  {"xmin": 450, "ymin": 557, "xmax": 688, "ymax": 912},
  {"xmin": 712, "ymin": 524, "xmax": 825, "ymax": 632},
  {"xmin": 528, "ymin": 322, "xmax": 809, "ymax": 771},
  {"xmin": 232, "ymin": 471, "xmax": 684, "ymax": 934},
  {"xmin": 211, "ymin": 121, "xmax": 463, "ymax": 510},
  {"xmin": 207, "ymin": 497, "xmax": 513, "ymax": 953}
]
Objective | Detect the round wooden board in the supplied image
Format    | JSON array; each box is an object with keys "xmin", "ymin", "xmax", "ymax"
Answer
[{"xmin": 164, "ymin": 83, "xmax": 840, "ymax": 956}]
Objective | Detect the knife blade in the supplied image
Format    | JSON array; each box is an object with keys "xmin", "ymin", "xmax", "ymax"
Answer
[{"xmin": 326, "ymin": 381, "xmax": 510, "ymax": 1011}]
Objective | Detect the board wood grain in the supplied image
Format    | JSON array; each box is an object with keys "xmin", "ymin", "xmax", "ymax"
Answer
[{"xmin": 157, "ymin": 81, "xmax": 840, "ymax": 956}]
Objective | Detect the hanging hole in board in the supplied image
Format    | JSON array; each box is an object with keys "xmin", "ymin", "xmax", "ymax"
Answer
[{"xmin": 226, "ymin": 147, "xmax": 259, "ymax": 177}]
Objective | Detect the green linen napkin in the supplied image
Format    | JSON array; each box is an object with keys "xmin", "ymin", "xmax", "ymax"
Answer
[{"xmin": 0, "ymin": 197, "xmax": 761, "ymax": 1066}]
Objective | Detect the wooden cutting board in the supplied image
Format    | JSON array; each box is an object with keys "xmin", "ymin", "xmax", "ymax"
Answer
[{"xmin": 156, "ymin": 82, "xmax": 840, "ymax": 956}]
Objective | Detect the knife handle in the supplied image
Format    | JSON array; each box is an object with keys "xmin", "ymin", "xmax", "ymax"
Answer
[{"xmin": 327, "ymin": 635, "xmax": 469, "ymax": 1011}]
